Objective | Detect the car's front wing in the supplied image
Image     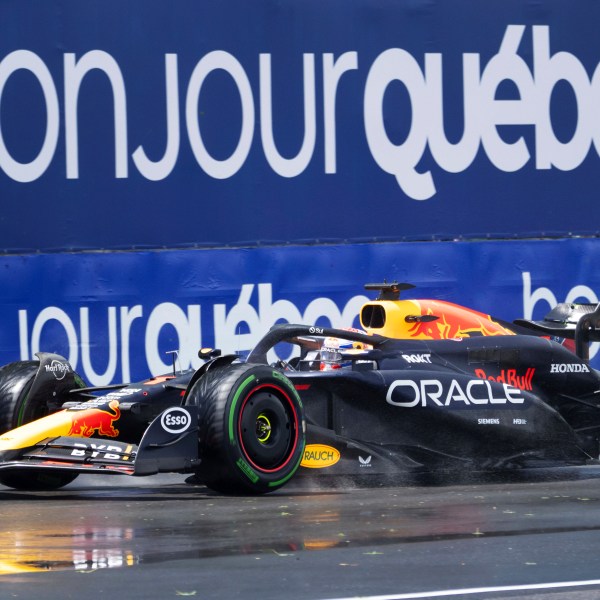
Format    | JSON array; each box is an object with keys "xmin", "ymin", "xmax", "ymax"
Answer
[{"xmin": 0, "ymin": 406, "xmax": 200, "ymax": 478}]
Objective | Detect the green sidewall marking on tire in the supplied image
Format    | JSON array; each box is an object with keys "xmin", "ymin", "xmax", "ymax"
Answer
[
  {"xmin": 268, "ymin": 440, "xmax": 306, "ymax": 488},
  {"xmin": 16, "ymin": 396, "xmax": 28, "ymax": 427},
  {"xmin": 236, "ymin": 458, "xmax": 260, "ymax": 483},
  {"xmin": 272, "ymin": 370, "xmax": 303, "ymax": 408},
  {"xmin": 228, "ymin": 374, "xmax": 257, "ymax": 445},
  {"xmin": 16, "ymin": 382, "xmax": 34, "ymax": 426}
]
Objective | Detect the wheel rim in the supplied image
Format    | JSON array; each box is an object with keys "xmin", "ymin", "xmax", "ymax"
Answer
[
  {"xmin": 238, "ymin": 385, "xmax": 298, "ymax": 472},
  {"xmin": 255, "ymin": 413, "xmax": 272, "ymax": 443}
]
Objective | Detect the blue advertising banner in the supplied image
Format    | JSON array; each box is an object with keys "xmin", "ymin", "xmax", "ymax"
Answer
[
  {"xmin": 1, "ymin": 239, "xmax": 599, "ymax": 384},
  {"xmin": 0, "ymin": 1, "xmax": 599, "ymax": 251}
]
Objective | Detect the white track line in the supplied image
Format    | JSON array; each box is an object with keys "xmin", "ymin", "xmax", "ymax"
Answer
[{"xmin": 321, "ymin": 578, "xmax": 600, "ymax": 600}]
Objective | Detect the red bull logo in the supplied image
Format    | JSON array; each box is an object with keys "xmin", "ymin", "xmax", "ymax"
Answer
[
  {"xmin": 474, "ymin": 368, "xmax": 535, "ymax": 391},
  {"xmin": 68, "ymin": 400, "xmax": 121, "ymax": 438},
  {"xmin": 407, "ymin": 301, "xmax": 514, "ymax": 340}
]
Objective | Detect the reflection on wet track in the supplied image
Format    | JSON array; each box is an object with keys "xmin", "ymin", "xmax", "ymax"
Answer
[{"xmin": 3, "ymin": 471, "xmax": 600, "ymax": 599}]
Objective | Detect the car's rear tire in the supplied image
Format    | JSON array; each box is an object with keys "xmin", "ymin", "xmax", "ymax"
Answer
[
  {"xmin": 0, "ymin": 360, "xmax": 78, "ymax": 491},
  {"xmin": 186, "ymin": 364, "xmax": 305, "ymax": 494}
]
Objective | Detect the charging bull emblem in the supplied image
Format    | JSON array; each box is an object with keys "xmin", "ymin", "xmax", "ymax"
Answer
[
  {"xmin": 407, "ymin": 303, "xmax": 514, "ymax": 340},
  {"xmin": 68, "ymin": 400, "xmax": 121, "ymax": 438}
]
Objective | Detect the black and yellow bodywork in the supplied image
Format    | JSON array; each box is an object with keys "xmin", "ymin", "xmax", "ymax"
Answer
[{"xmin": 1, "ymin": 283, "xmax": 600, "ymax": 495}]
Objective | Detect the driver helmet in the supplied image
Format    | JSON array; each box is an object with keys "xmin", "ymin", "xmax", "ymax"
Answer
[
  {"xmin": 319, "ymin": 329, "xmax": 371, "ymax": 371},
  {"xmin": 319, "ymin": 338, "xmax": 343, "ymax": 371}
]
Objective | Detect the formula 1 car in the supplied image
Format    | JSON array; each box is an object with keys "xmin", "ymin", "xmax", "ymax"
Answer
[{"xmin": 1, "ymin": 282, "xmax": 600, "ymax": 494}]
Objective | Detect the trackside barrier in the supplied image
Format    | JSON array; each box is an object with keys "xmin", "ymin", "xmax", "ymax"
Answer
[{"xmin": 2, "ymin": 239, "xmax": 600, "ymax": 383}]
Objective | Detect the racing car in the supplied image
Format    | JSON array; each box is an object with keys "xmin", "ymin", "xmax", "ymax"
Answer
[{"xmin": 1, "ymin": 282, "xmax": 600, "ymax": 495}]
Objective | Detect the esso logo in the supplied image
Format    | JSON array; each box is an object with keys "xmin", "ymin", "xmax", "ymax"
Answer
[{"xmin": 160, "ymin": 407, "xmax": 191, "ymax": 434}]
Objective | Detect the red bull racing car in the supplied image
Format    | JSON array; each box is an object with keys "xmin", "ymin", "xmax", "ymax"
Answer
[{"xmin": 1, "ymin": 282, "xmax": 600, "ymax": 494}]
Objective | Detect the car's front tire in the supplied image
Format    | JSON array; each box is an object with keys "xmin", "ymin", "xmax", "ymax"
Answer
[
  {"xmin": 0, "ymin": 360, "xmax": 78, "ymax": 491},
  {"xmin": 0, "ymin": 469, "xmax": 78, "ymax": 491},
  {"xmin": 0, "ymin": 361, "xmax": 40, "ymax": 434},
  {"xmin": 186, "ymin": 364, "xmax": 305, "ymax": 494}
]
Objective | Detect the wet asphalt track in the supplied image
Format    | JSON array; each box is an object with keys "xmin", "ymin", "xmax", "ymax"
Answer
[{"xmin": 3, "ymin": 470, "xmax": 600, "ymax": 599}]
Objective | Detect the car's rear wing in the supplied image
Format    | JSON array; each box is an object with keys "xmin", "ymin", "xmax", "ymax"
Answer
[{"xmin": 514, "ymin": 302, "xmax": 600, "ymax": 361}]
